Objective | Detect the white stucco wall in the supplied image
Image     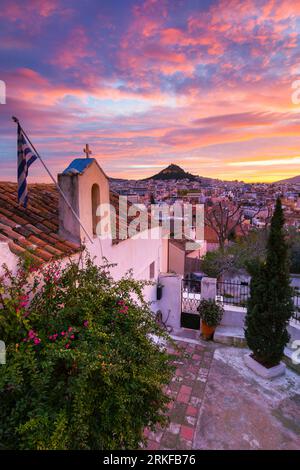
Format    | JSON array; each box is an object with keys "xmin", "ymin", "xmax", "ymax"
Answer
[
  {"xmin": 84, "ymin": 226, "xmax": 167, "ymax": 306},
  {"xmin": 0, "ymin": 243, "xmax": 19, "ymax": 276},
  {"xmin": 0, "ymin": 228, "xmax": 167, "ymax": 308},
  {"xmin": 157, "ymin": 272, "xmax": 182, "ymax": 330}
]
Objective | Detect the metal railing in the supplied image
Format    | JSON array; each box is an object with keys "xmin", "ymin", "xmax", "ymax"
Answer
[
  {"xmin": 181, "ymin": 278, "xmax": 300, "ymax": 323},
  {"xmin": 217, "ymin": 280, "xmax": 300, "ymax": 323},
  {"xmin": 217, "ymin": 280, "xmax": 250, "ymax": 307}
]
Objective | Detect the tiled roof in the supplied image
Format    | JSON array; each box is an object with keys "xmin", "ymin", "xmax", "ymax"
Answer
[
  {"xmin": 0, "ymin": 182, "xmax": 151, "ymax": 263},
  {"xmin": 109, "ymin": 190, "xmax": 152, "ymax": 245},
  {"xmin": 0, "ymin": 182, "xmax": 82, "ymax": 265}
]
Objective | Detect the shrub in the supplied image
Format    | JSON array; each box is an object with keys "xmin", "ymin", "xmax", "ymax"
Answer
[
  {"xmin": 0, "ymin": 256, "xmax": 174, "ymax": 450},
  {"xmin": 197, "ymin": 299, "xmax": 224, "ymax": 327}
]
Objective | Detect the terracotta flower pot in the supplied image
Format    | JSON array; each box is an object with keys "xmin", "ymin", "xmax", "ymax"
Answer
[{"xmin": 201, "ymin": 321, "xmax": 216, "ymax": 340}]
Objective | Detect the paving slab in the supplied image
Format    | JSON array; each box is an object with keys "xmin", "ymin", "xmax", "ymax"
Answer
[
  {"xmin": 194, "ymin": 347, "xmax": 300, "ymax": 450},
  {"xmin": 143, "ymin": 336, "xmax": 300, "ymax": 450}
]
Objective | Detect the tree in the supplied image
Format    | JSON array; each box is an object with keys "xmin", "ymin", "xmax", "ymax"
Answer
[
  {"xmin": 205, "ymin": 201, "xmax": 247, "ymax": 251},
  {"xmin": 201, "ymin": 229, "xmax": 268, "ymax": 278},
  {"xmin": 0, "ymin": 256, "xmax": 174, "ymax": 450},
  {"xmin": 204, "ymin": 201, "xmax": 270, "ymax": 252},
  {"xmin": 245, "ymin": 198, "xmax": 294, "ymax": 367}
]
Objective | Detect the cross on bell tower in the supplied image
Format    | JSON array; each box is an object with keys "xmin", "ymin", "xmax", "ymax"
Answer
[{"xmin": 83, "ymin": 144, "xmax": 92, "ymax": 158}]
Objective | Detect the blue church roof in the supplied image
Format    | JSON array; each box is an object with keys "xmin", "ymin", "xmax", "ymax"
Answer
[{"xmin": 63, "ymin": 158, "xmax": 95, "ymax": 175}]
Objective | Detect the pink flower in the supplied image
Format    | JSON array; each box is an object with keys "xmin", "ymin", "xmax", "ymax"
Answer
[
  {"xmin": 19, "ymin": 295, "xmax": 29, "ymax": 308},
  {"xmin": 53, "ymin": 334, "xmax": 58, "ymax": 340},
  {"xmin": 119, "ymin": 304, "xmax": 129, "ymax": 314},
  {"xmin": 61, "ymin": 331, "xmax": 66, "ymax": 336},
  {"xmin": 70, "ymin": 334, "xmax": 75, "ymax": 340},
  {"xmin": 28, "ymin": 330, "xmax": 36, "ymax": 339},
  {"xmin": 33, "ymin": 338, "xmax": 41, "ymax": 345},
  {"xmin": 65, "ymin": 343, "xmax": 70, "ymax": 349},
  {"xmin": 83, "ymin": 320, "xmax": 89, "ymax": 327},
  {"xmin": 68, "ymin": 327, "xmax": 73, "ymax": 332}
]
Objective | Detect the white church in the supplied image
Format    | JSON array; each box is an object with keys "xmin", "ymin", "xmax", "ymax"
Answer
[{"xmin": 0, "ymin": 155, "xmax": 169, "ymax": 305}]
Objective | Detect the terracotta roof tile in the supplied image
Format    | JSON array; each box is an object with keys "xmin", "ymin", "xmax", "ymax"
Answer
[
  {"xmin": 0, "ymin": 182, "xmax": 81, "ymax": 264},
  {"xmin": 33, "ymin": 248, "xmax": 54, "ymax": 261},
  {"xmin": 27, "ymin": 234, "xmax": 47, "ymax": 247},
  {"xmin": 0, "ymin": 182, "xmax": 149, "ymax": 263},
  {"xmin": 8, "ymin": 241, "xmax": 26, "ymax": 257},
  {"xmin": 42, "ymin": 245, "xmax": 64, "ymax": 256},
  {"xmin": 0, "ymin": 233, "xmax": 10, "ymax": 243},
  {"xmin": 23, "ymin": 223, "xmax": 42, "ymax": 234},
  {"xmin": 14, "ymin": 226, "xmax": 35, "ymax": 238}
]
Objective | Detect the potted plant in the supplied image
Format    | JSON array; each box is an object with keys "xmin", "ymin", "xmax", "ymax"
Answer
[{"xmin": 197, "ymin": 299, "xmax": 224, "ymax": 340}]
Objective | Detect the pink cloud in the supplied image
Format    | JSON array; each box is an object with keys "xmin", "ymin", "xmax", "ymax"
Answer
[{"xmin": 50, "ymin": 27, "xmax": 97, "ymax": 71}]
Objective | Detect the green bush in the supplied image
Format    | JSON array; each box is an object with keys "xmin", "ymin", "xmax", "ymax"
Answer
[
  {"xmin": 0, "ymin": 256, "xmax": 174, "ymax": 450},
  {"xmin": 197, "ymin": 299, "xmax": 224, "ymax": 327}
]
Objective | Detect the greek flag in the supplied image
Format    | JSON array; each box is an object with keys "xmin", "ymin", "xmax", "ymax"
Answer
[{"xmin": 17, "ymin": 124, "xmax": 37, "ymax": 207}]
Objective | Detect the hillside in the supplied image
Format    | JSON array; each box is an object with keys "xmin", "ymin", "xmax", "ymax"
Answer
[
  {"xmin": 276, "ymin": 175, "xmax": 300, "ymax": 184},
  {"xmin": 143, "ymin": 164, "xmax": 198, "ymax": 181}
]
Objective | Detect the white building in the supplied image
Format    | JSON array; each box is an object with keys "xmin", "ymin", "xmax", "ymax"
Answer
[{"xmin": 0, "ymin": 157, "xmax": 168, "ymax": 305}]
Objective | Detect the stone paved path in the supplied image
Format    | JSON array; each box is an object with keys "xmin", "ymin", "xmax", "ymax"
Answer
[
  {"xmin": 144, "ymin": 339, "xmax": 215, "ymax": 450},
  {"xmin": 143, "ymin": 336, "xmax": 300, "ymax": 450}
]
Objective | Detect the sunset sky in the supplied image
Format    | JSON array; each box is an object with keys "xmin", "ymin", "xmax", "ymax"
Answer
[{"xmin": 0, "ymin": 0, "xmax": 300, "ymax": 183}]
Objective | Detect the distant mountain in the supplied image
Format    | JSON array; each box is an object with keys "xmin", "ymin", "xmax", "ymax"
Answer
[
  {"xmin": 276, "ymin": 175, "xmax": 300, "ymax": 184},
  {"xmin": 143, "ymin": 164, "xmax": 198, "ymax": 181}
]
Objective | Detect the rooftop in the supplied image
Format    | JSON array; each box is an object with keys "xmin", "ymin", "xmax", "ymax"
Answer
[
  {"xmin": 0, "ymin": 182, "xmax": 81, "ymax": 265},
  {"xmin": 62, "ymin": 158, "xmax": 95, "ymax": 175},
  {"xmin": 0, "ymin": 182, "xmax": 144, "ymax": 265}
]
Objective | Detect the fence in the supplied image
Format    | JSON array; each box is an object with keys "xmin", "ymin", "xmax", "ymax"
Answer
[
  {"xmin": 293, "ymin": 290, "xmax": 300, "ymax": 323},
  {"xmin": 217, "ymin": 280, "xmax": 300, "ymax": 323},
  {"xmin": 217, "ymin": 280, "xmax": 250, "ymax": 307}
]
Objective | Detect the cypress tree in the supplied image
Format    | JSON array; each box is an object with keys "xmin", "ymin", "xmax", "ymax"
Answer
[{"xmin": 245, "ymin": 198, "xmax": 294, "ymax": 367}]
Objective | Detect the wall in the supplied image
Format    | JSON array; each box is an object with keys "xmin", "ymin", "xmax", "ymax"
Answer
[
  {"xmin": 168, "ymin": 242, "xmax": 185, "ymax": 275},
  {"xmin": 0, "ymin": 243, "xmax": 19, "ymax": 275},
  {"xmin": 84, "ymin": 225, "xmax": 168, "ymax": 306},
  {"xmin": 157, "ymin": 273, "xmax": 182, "ymax": 330}
]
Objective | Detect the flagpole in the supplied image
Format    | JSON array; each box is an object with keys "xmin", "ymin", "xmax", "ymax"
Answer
[{"xmin": 12, "ymin": 116, "xmax": 93, "ymax": 244}]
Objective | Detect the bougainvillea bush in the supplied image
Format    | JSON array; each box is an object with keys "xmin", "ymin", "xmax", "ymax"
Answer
[{"xmin": 0, "ymin": 256, "xmax": 174, "ymax": 450}]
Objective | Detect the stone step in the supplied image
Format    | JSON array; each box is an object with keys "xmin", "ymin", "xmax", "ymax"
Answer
[
  {"xmin": 283, "ymin": 346, "xmax": 300, "ymax": 373},
  {"xmin": 214, "ymin": 325, "xmax": 246, "ymax": 347},
  {"xmin": 171, "ymin": 327, "xmax": 201, "ymax": 344}
]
